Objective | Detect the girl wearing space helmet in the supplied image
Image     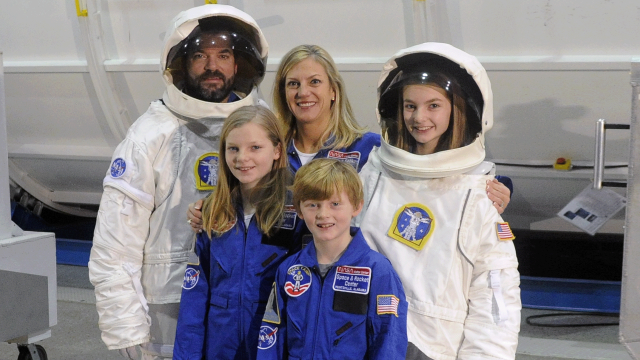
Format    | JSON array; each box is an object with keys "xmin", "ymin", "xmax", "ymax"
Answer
[{"xmin": 356, "ymin": 43, "xmax": 521, "ymax": 360}]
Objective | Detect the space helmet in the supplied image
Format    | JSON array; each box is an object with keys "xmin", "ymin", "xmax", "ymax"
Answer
[
  {"xmin": 161, "ymin": 5, "xmax": 268, "ymax": 98},
  {"xmin": 375, "ymin": 42, "xmax": 494, "ymax": 178}
]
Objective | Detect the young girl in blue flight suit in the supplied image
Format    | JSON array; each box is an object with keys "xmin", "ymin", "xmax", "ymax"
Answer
[
  {"xmin": 257, "ymin": 159, "xmax": 408, "ymax": 360},
  {"xmin": 173, "ymin": 105, "xmax": 299, "ymax": 360}
]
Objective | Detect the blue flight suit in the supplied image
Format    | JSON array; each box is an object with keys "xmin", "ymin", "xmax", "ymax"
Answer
[
  {"xmin": 173, "ymin": 204, "xmax": 299, "ymax": 360},
  {"xmin": 287, "ymin": 132, "xmax": 381, "ymax": 173},
  {"xmin": 257, "ymin": 228, "xmax": 408, "ymax": 360}
]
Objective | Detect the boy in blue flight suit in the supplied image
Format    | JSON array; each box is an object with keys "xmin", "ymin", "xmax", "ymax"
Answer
[{"xmin": 257, "ymin": 158, "xmax": 408, "ymax": 360}]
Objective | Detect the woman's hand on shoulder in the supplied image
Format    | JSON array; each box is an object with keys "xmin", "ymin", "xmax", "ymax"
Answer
[
  {"xmin": 187, "ymin": 199, "xmax": 204, "ymax": 233},
  {"xmin": 486, "ymin": 178, "xmax": 510, "ymax": 215}
]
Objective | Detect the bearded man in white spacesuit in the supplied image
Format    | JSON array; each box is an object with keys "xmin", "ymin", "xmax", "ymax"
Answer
[{"xmin": 88, "ymin": 5, "xmax": 268, "ymax": 359}]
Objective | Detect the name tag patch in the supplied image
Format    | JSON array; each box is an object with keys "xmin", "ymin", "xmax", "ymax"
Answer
[
  {"xmin": 333, "ymin": 266, "xmax": 371, "ymax": 295},
  {"xmin": 327, "ymin": 150, "xmax": 361, "ymax": 169},
  {"xmin": 280, "ymin": 205, "xmax": 297, "ymax": 230}
]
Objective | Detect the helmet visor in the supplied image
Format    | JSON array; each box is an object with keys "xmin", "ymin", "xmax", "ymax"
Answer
[{"xmin": 166, "ymin": 18, "xmax": 265, "ymax": 96}]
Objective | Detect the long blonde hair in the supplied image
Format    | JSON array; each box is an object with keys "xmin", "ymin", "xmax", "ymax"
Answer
[
  {"xmin": 202, "ymin": 105, "xmax": 290, "ymax": 237},
  {"xmin": 273, "ymin": 44, "xmax": 365, "ymax": 150}
]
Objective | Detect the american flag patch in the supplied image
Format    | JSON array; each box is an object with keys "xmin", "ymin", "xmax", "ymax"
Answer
[
  {"xmin": 377, "ymin": 295, "xmax": 399, "ymax": 317},
  {"xmin": 496, "ymin": 222, "xmax": 515, "ymax": 241}
]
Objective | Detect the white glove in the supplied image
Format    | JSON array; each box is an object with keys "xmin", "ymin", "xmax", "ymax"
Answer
[{"xmin": 118, "ymin": 346, "xmax": 140, "ymax": 359}]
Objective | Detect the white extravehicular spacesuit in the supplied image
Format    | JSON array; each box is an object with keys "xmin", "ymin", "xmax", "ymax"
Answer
[
  {"xmin": 356, "ymin": 43, "xmax": 521, "ymax": 360},
  {"xmin": 88, "ymin": 5, "xmax": 268, "ymax": 359}
]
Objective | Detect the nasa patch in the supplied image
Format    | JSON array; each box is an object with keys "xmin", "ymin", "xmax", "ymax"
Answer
[
  {"xmin": 327, "ymin": 150, "xmax": 361, "ymax": 170},
  {"xmin": 387, "ymin": 203, "xmax": 435, "ymax": 251},
  {"xmin": 110, "ymin": 158, "xmax": 126, "ymax": 178},
  {"xmin": 258, "ymin": 325, "xmax": 278, "ymax": 350},
  {"xmin": 195, "ymin": 152, "xmax": 219, "ymax": 191},
  {"xmin": 333, "ymin": 266, "xmax": 371, "ymax": 295},
  {"xmin": 284, "ymin": 265, "xmax": 312, "ymax": 297},
  {"xmin": 182, "ymin": 267, "xmax": 200, "ymax": 290}
]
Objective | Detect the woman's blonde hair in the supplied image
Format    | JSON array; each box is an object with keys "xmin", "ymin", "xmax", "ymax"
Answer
[
  {"xmin": 292, "ymin": 159, "xmax": 363, "ymax": 213},
  {"xmin": 392, "ymin": 88, "xmax": 470, "ymax": 153},
  {"xmin": 273, "ymin": 44, "xmax": 365, "ymax": 150},
  {"xmin": 202, "ymin": 105, "xmax": 290, "ymax": 237}
]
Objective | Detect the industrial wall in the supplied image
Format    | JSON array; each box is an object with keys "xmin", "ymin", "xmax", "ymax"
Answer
[{"xmin": 1, "ymin": 0, "xmax": 638, "ymax": 229}]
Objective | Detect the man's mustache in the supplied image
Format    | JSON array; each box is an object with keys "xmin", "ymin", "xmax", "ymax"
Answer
[{"xmin": 197, "ymin": 70, "xmax": 227, "ymax": 82}]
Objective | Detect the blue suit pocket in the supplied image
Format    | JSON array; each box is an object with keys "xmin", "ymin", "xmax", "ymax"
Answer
[{"xmin": 209, "ymin": 294, "xmax": 228, "ymax": 309}]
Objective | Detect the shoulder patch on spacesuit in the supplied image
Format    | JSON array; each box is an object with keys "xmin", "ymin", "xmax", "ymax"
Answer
[
  {"xmin": 258, "ymin": 325, "xmax": 278, "ymax": 350},
  {"xmin": 182, "ymin": 266, "xmax": 200, "ymax": 290},
  {"xmin": 194, "ymin": 152, "xmax": 219, "ymax": 190},
  {"xmin": 110, "ymin": 158, "xmax": 127, "ymax": 178},
  {"xmin": 333, "ymin": 266, "xmax": 371, "ymax": 295},
  {"xmin": 387, "ymin": 203, "xmax": 435, "ymax": 250},
  {"xmin": 327, "ymin": 150, "xmax": 361, "ymax": 169},
  {"xmin": 262, "ymin": 282, "xmax": 281, "ymax": 324},
  {"xmin": 284, "ymin": 265, "xmax": 312, "ymax": 297},
  {"xmin": 496, "ymin": 222, "xmax": 515, "ymax": 241}
]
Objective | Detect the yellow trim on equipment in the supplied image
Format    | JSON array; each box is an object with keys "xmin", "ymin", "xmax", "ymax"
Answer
[{"xmin": 75, "ymin": 0, "xmax": 88, "ymax": 17}]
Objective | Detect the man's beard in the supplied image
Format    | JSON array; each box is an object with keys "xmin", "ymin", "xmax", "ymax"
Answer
[{"xmin": 185, "ymin": 70, "xmax": 235, "ymax": 103}]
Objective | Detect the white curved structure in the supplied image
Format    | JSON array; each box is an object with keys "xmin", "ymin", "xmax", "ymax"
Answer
[{"xmin": 1, "ymin": 1, "xmax": 638, "ymax": 222}]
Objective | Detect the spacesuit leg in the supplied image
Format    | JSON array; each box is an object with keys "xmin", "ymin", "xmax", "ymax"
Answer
[{"xmin": 140, "ymin": 303, "xmax": 180, "ymax": 359}]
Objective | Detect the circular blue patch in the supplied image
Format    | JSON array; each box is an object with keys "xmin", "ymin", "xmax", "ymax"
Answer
[
  {"xmin": 258, "ymin": 325, "xmax": 278, "ymax": 350},
  {"xmin": 110, "ymin": 158, "xmax": 127, "ymax": 178},
  {"xmin": 182, "ymin": 267, "xmax": 200, "ymax": 290},
  {"xmin": 284, "ymin": 265, "xmax": 312, "ymax": 297}
]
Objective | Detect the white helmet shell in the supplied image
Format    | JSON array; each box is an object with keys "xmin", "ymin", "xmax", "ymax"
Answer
[
  {"xmin": 376, "ymin": 42, "xmax": 494, "ymax": 178},
  {"xmin": 159, "ymin": 4, "xmax": 269, "ymax": 119}
]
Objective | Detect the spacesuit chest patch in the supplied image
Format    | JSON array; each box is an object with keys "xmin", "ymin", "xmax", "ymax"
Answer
[
  {"xmin": 194, "ymin": 152, "xmax": 219, "ymax": 191},
  {"xmin": 284, "ymin": 265, "xmax": 312, "ymax": 297},
  {"xmin": 327, "ymin": 150, "xmax": 361, "ymax": 169},
  {"xmin": 387, "ymin": 203, "xmax": 435, "ymax": 251},
  {"xmin": 258, "ymin": 325, "xmax": 278, "ymax": 350},
  {"xmin": 280, "ymin": 205, "xmax": 297, "ymax": 230},
  {"xmin": 182, "ymin": 266, "xmax": 200, "ymax": 290},
  {"xmin": 332, "ymin": 266, "xmax": 371, "ymax": 295},
  {"xmin": 110, "ymin": 158, "xmax": 126, "ymax": 178}
]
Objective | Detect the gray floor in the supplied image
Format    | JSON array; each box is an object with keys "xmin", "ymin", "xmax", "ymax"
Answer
[{"xmin": 0, "ymin": 265, "xmax": 634, "ymax": 360}]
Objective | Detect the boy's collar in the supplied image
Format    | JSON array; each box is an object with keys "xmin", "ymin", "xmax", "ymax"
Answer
[{"xmin": 298, "ymin": 227, "xmax": 368, "ymax": 268}]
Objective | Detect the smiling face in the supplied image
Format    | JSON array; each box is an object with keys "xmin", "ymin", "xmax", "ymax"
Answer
[
  {"xmin": 185, "ymin": 32, "xmax": 238, "ymax": 103},
  {"xmin": 284, "ymin": 57, "xmax": 336, "ymax": 130},
  {"xmin": 402, "ymin": 84, "xmax": 452, "ymax": 155},
  {"xmin": 225, "ymin": 122, "xmax": 281, "ymax": 192},
  {"xmin": 298, "ymin": 190, "xmax": 362, "ymax": 248}
]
